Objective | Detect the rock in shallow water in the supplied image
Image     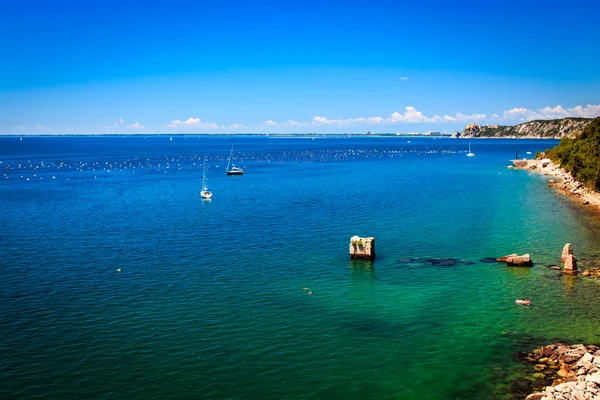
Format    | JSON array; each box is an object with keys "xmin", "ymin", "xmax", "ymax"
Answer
[
  {"xmin": 497, "ymin": 253, "xmax": 533, "ymax": 266},
  {"xmin": 425, "ymin": 258, "xmax": 458, "ymax": 267}
]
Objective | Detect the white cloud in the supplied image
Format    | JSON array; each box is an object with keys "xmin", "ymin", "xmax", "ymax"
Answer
[
  {"xmin": 261, "ymin": 119, "xmax": 309, "ymax": 128},
  {"xmin": 294, "ymin": 104, "xmax": 600, "ymax": 129},
  {"xmin": 311, "ymin": 115, "xmax": 383, "ymax": 126},
  {"xmin": 501, "ymin": 104, "xmax": 600, "ymax": 122},
  {"xmin": 7, "ymin": 103, "xmax": 599, "ymax": 136},
  {"xmin": 126, "ymin": 122, "xmax": 145, "ymax": 129},
  {"xmin": 104, "ymin": 119, "xmax": 146, "ymax": 132},
  {"xmin": 168, "ymin": 117, "xmax": 219, "ymax": 130},
  {"xmin": 287, "ymin": 119, "xmax": 307, "ymax": 126},
  {"xmin": 312, "ymin": 116, "xmax": 338, "ymax": 125},
  {"xmin": 183, "ymin": 117, "xmax": 200, "ymax": 125},
  {"xmin": 503, "ymin": 107, "xmax": 530, "ymax": 119},
  {"xmin": 354, "ymin": 116, "xmax": 385, "ymax": 124},
  {"xmin": 312, "ymin": 116, "xmax": 330, "ymax": 125},
  {"xmin": 110, "ymin": 118, "xmax": 126, "ymax": 127},
  {"xmin": 454, "ymin": 112, "xmax": 487, "ymax": 122},
  {"xmin": 389, "ymin": 106, "xmax": 440, "ymax": 123},
  {"xmin": 400, "ymin": 77, "xmax": 409, "ymax": 80},
  {"xmin": 310, "ymin": 108, "xmax": 441, "ymax": 127}
]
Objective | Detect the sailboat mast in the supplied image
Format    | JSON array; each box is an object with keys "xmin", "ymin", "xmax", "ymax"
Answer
[
  {"xmin": 203, "ymin": 156, "xmax": 207, "ymax": 189},
  {"xmin": 227, "ymin": 147, "xmax": 233, "ymax": 171}
]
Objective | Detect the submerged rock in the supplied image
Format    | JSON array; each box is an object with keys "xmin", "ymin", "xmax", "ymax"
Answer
[
  {"xmin": 480, "ymin": 257, "xmax": 499, "ymax": 263},
  {"xmin": 425, "ymin": 258, "xmax": 458, "ymax": 267},
  {"xmin": 398, "ymin": 257, "xmax": 415, "ymax": 263}
]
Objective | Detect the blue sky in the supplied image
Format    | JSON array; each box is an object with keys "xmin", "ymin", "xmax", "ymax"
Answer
[{"xmin": 2, "ymin": 0, "xmax": 600, "ymax": 134}]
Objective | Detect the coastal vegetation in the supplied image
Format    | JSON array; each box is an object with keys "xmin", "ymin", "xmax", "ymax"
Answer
[
  {"xmin": 459, "ymin": 117, "xmax": 592, "ymax": 139},
  {"xmin": 543, "ymin": 117, "xmax": 600, "ymax": 191}
]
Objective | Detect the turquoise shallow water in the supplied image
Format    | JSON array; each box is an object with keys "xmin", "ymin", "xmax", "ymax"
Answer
[{"xmin": 2, "ymin": 136, "xmax": 600, "ymax": 399}]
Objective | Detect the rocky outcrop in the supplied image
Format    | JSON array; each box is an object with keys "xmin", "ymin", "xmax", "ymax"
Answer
[
  {"xmin": 497, "ymin": 253, "xmax": 533, "ymax": 266},
  {"xmin": 459, "ymin": 118, "xmax": 592, "ymax": 139},
  {"xmin": 563, "ymin": 254, "xmax": 578, "ymax": 273},
  {"xmin": 520, "ymin": 344, "xmax": 600, "ymax": 400},
  {"xmin": 561, "ymin": 244, "xmax": 573, "ymax": 262},
  {"xmin": 559, "ymin": 243, "xmax": 578, "ymax": 274}
]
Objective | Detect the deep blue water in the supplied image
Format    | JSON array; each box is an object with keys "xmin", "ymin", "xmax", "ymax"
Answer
[{"xmin": 2, "ymin": 135, "xmax": 600, "ymax": 399}]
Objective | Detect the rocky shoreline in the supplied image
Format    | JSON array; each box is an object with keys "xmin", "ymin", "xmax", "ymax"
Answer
[
  {"xmin": 511, "ymin": 159, "xmax": 600, "ymax": 398},
  {"xmin": 511, "ymin": 158, "xmax": 600, "ymax": 213},
  {"xmin": 517, "ymin": 343, "xmax": 600, "ymax": 400}
]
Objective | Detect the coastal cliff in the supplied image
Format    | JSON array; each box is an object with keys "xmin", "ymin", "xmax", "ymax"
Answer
[{"xmin": 457, "ymin": 118, "xmax": 592, "ymax": 139}]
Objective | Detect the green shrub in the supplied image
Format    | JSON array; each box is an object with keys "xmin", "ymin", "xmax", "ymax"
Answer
[{"xmin": 544, "ymin": 117, "xmax": 600, "ymax": 191}]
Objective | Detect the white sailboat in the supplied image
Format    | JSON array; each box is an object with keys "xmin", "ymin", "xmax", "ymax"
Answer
[
  {"xmin": 226, "ymin": 146, "xmax": 244, "ymax": 175},
  {"xmin": 200, "ymin": 156, "xmax": 212, "ymax": 199},
  {"xmin": 466, "ymin": 142, "xmax": 475, "ymax": 157}
]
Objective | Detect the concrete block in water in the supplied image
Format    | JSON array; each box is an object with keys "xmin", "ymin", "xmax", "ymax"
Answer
[{"xmin": 350, "ymin": 236, "xmax": 375, "ymax": 260}]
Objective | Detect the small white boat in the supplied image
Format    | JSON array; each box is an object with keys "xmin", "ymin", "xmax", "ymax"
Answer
[
  {"xmin": 226, "ymin": 146, "xmax": 244, "ymax": 175},
  {"xmin": 200, "ymin": 156, "xmax": 212, "ymax": 199},
  {"xmin": 466, "ymin": 142, "xmax": 475, "ymax": 157}
]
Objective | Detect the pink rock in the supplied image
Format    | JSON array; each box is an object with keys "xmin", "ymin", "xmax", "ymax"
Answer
[
  {"xmin": 564, "ymin": 254, "xmax": 578, "ymax": 272},
  {"xmin": 561, "ymin": 243, "xmax": 573, "ymax": 262}
]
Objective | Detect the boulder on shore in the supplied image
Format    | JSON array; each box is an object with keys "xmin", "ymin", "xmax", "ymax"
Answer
[{"xmin": 519, "ymin": 343, "xmax": 600, "ymax": 400}]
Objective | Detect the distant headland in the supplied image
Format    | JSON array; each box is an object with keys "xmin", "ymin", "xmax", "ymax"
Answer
[{"xmin": 455, "ymin": 117, "xmax": 593, "ymax": 139}]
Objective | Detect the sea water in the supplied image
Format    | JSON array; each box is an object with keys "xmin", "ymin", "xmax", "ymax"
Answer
[{"xmin": 2, "ymin": 136, "xmax": 600, "ymax": 399}]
